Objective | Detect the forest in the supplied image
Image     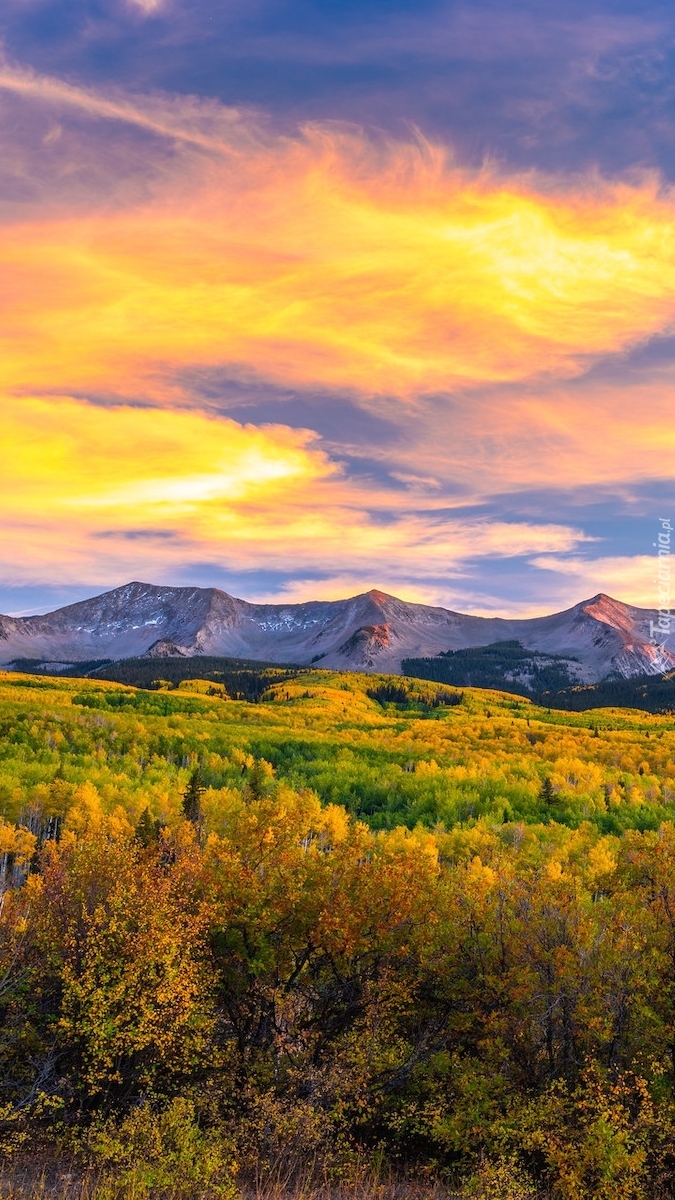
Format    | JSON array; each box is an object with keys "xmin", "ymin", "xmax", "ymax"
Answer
[
  {"xmin": 15, "ymin": 648, "xmax": 675, "ymax": 715},
  {"xmin": 2, "ymin": 667, "xmax": 675, "ymax": 1198},
  {"xmin": 403, "ymin": 640, "xmax": 582, "ymax": 698},
  {"xmin": 403, "ymin": 643, "xmax": 675, "ymax": 714},
  {"xmin": 9, "ymin": 656, "xmax": 302, "ymax": 704}
]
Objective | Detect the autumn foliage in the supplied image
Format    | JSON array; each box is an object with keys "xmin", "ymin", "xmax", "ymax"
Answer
[{"xmin": 2, "ymin": 670, "xmax": 675, "ymax": 1196}]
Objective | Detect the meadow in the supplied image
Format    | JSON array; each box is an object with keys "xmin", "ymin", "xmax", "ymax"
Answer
[{"xmin": 2, "ymin": 668, "xmax": 675, "ymax": 1198}]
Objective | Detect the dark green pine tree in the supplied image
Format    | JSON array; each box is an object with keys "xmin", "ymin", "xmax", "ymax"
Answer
[
  {"xmin": 135, "ymin": 806, "xmax": 160, "ymax": 847},
  {"xmin": 182, "ymin": 767, "xmax": 205, "ymax": 831},
  {"xmin": 246, "ymin": 759, "xmax": 272, "ymax": 802},
  {"xmin": 540, "ymin": 776, "xmax": 555, "ymax": 806}
]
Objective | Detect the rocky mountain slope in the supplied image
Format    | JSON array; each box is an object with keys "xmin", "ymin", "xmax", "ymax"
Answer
[{"xmin": 0, "ymin": 582, "xmax": 672, "ymax": 681}]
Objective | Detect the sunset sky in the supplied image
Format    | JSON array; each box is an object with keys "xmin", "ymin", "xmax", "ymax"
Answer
[{"xmin": 1, "ymin": 0, "xmax": 674, "ymax": 617}]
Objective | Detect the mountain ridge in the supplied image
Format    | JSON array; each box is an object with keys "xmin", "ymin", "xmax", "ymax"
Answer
[{"xmin": 1, "ymin": 582, "xmax": 673, "ymax": 682}]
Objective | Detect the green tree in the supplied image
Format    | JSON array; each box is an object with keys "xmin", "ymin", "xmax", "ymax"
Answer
[
  {"xmin": 245, "ymin": 758, "xmax": 274, "ymax": 802},
  {"xmin": 135, "ymin": 806, "xmax": 160, "ymax": 847},
  {"xmin": 182, "ymin": 769, "xmax": 205, "ymax": 837},
  {"xmin": 540, "ymin": 776, "xmax": 555, "ymax": 806}
]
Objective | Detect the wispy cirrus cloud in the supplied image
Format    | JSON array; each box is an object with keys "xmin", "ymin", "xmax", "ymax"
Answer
[
  {"xmin": 2, "ymin": 71, "xmax": 675, "ymax": 403},
  {"xmin": 0, "ymin": 58, "xmax": 249, "ymax": 152},
  {"xmin": 2, "ymin": 0, "xmax": 673, "ymax": 178}
]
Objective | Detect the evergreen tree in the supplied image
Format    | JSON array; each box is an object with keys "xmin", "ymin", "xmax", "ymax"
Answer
[
  {"xmin": 246, "ymin": 759, "xmax": 273, "ymax": 802},
  {"xmin": 182, "ymin": 767, "xmax": 205, "ymax": 831},
  {"xmin": 540, "ymin": 776, "xmax": 555, "ymax": 806},
  {"xmin": 135, "ymin": 806, "xmax": 160, "ymax": 847}
]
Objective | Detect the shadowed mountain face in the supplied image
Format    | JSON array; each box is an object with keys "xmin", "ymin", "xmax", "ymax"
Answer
[{"xmin": 0, "ymin": 582, "xmax": 672, "ymax": 681}]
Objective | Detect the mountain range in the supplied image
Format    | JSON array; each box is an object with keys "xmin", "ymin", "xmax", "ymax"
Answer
[{"xmin": 1, "ymin": 582, "xmax": 672, "ymax": 683}]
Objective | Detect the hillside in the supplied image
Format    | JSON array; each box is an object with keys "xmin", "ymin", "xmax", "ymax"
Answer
[
  {"xmin": 1, "ymin": 665, "xmax": 674, "ymax": 834},
  {"xmin": 405, "ymin": 642, "xmax": 675, "ymax": 713},
  {"xmin": 2, "ymin": 666, "xmax": 675, "ymax": 1197}
]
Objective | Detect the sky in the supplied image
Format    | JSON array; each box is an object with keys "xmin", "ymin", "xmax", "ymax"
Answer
[{"xmin": 1, "ymin": 0, "xmax": 674, "ymax": 617}]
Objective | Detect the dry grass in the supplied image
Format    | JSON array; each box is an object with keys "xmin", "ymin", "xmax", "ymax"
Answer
[
  {"xmin": 241, "ymin": 1178, "xmax": 457, "ymax": 1200},
  {"xmin": 0, "ymin": 1158, "xmax": 461, "ymax": 1200}
]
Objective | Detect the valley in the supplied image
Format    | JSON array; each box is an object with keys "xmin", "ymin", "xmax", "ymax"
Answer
[{"xmin": 1, "ymin": 663, "xmax": 674, "ymax": 852}]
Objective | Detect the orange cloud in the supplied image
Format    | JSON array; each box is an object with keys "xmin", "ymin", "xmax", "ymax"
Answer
[
  {"xmin": 528, "ymin": 555, "xmax": 662, "ymax": 611},
  {"xmin": 0, "ymin": 395, "xmax": 586, "ymax": 592},
  {"xmin": 1, "ymin": 75, "xmax": 675, "ymax": 400},
  {"xmin": 0, "ymin": 394, "xmax": 327, "ymax": 516},
  {"xmin": 386, "ymin": 378, "xmax": 675, "ymax": 498}
]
